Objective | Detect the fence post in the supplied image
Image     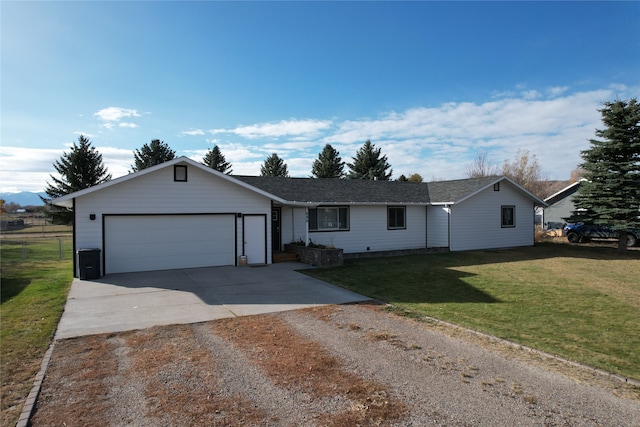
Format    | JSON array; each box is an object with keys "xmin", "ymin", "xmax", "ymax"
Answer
[
  {"xmin": 59, "ymin": 238, "xmax": 64, "ymax": 260},
  {"xmin": 22, "ymin": 241, "xmax": 27, "ymax": 261}
]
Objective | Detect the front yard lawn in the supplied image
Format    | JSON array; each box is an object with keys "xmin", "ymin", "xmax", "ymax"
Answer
[{"xmin": 303, "ymin": 243, "xmax": 640, "ymax": 381}]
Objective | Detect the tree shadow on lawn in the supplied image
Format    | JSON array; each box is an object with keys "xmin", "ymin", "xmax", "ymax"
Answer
[
  {"xmin": 1, "ymin": 277, "xmax": 31, "ymax": 303},
  {"xmin": 305, "ymin": 243, "xmax": 639, "ymax": 304}
]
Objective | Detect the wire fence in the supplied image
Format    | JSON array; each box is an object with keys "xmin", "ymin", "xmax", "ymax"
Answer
[{"xmin": 0, "ymin": 237, "xmax": 74, "ymax": 261}]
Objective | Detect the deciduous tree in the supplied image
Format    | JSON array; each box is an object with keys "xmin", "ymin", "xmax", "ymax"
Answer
[
  {"xmin": 311, "ymin": 144, "xmax": 344, "ymax": 178},
  {"xmin": 407, "ymin": 173, "xmax": 423, "ymax": 183},
  {"xmin": 347, "ymin": 140, "xmax": 392, "ymax": 180},
  {"xmin": 43, "ymin": 135, "xmax": 112, "ymax": 224},
  {"xmin": 261, "ymin": 153, "xmax": 289, "ymax": 177},
  {"xmin": 131, "ymin": 139, "xmax": 176, "ymax": 172},
  {"xmin": 202, "ymin": 145, "xmax": 232, "ymax": 174},
  {"xmin": 570, "ymin": 98, "xmax": 640, "ymax": 251},
  {"xmin": 466, "ymin": 151, "xmax": 499, "ymax": 178},
  {"xmin": 502, "ymin": 148, "xmax": 549, "ymax": 197}
]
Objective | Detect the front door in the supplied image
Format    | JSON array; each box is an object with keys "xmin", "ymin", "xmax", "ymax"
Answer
[{"xmin": 272, "ymin": 207, "xmax": 281, "ymax": 251}]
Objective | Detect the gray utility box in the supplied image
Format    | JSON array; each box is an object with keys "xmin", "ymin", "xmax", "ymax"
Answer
[{"xmin": 78, "ymin": 248, "xmax": 101, "ymax": 280}]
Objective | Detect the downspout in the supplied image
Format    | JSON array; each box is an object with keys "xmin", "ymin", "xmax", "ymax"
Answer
[
  {"xmin": 305, "ymin": 206, "xmax": 310, "ymax": 246},
  {"xmin": 447, "ymin": 205, "xmax": 451, "ymax": 251},
  {"xmin": 72, "ymin": 198, "xmax": 77, "ymax": 277}
]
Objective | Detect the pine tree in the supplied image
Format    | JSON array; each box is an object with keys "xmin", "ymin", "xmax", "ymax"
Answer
[
  {"xmin": 202, "ymin": 145, "xmax": 232, "ymax": 174},
  {"xmin": 43, "ymin": 135, "xmax": 112, "ymax": 224},
  {"xmin": 570, "ymin": 98, "xmax": 640, "ymax": 251},
  {"xmin": 261, "ymin": 153, "xmax": 289, "ymax": 177},
  {"xmin": 311, "ymin": 144, "xmax": 344, "ymax": 178},
  {"xmin": 131, "ymin": 139, "xmax": 176, "ymax": 172},
  {"xmin": 346, "ymin": 140, "xmax": 392, "ymax": 180}
]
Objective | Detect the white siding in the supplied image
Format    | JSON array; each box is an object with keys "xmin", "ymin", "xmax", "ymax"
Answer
[
  {"xmin": 449, "ymin": 181, "xmax": 534, "ymax": 251},
  {"xmin": 427, "ymin": 206, "xmax": 450, "ymax": 248},
  {"xmin": 543, "ymin": 196, "xmax": 575, "ymax": 229},
  {"xmin": 295, "ymin": 205, "xmax": 427, "ymax": 254},
  {"xmin": 73, "ymin": 163, "xmax": 272, "ymax": 274},
  {"xmin": 281, "ymin": 207, "xmax": 308, "ymax": 246}
]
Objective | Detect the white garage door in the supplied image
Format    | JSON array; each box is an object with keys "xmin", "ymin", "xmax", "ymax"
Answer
[{"xmin": 105, "ymin": 215, "xmax": 235, "ymax": 274}]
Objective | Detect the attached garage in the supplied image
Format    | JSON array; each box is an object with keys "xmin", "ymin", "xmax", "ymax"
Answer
[{"xmin": 104, "ymin": 214, "xmax": 236, "ymax": 274}]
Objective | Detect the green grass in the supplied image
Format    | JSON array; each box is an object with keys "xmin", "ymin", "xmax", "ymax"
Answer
[
  {"xmin": 303, "ymin": 243, "xmax": 640, "ymax": 380},
  {"xmin": 0, "ymin": 237, "xmax": 73, "ymax": 427}
]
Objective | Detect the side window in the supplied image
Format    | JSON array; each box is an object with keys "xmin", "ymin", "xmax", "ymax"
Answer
[
  {"xmin": 388, "ymin": 206, "xmax": 406, "ymax": 230},
  {"xmin": 501, "ymin": 205, "xmax": 515, "ymax": 228}
]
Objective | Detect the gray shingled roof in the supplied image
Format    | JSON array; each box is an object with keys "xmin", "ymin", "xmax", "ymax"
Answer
[
  {"xmin": 233, "ymin": 175, "xmax": 503, "ymax": 205},
  {"xmin": 426, "ymin": 175, "xmax": 501, "ymax": 203}
]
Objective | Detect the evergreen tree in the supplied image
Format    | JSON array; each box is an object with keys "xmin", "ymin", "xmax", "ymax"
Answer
[
  {"xmin": 261, "ymin": 153, "xmax": 289, "ymax": 177},
  {"xmin": 397, "ymin": 174, "xmax": 408, "ymax": 182},
  {"xmin": 43, "ymin": 135, "xmax": 112, "ymax": 224},
  {"xmin": 346, "ymin": 140, "xmax": 392, "ymax": 180},
  {"xmin": 570, "ymin": 98, "xmax": 640, "ymax": 251},
  {"xmin": 311, "ymin": 144, "xmax": 344, "ymax": 178},
  {"xmin": 202, "ymin": 145, "xmax": 232, "ymax": 174},
  {"xmin": 131, "ymin": 139, "xmax": 176, "ymax": 172}
]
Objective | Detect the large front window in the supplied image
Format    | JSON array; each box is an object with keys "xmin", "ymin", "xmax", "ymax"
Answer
[{"xmin": 309, "ymin": 207, "xmax": 349, "ymax": 231}]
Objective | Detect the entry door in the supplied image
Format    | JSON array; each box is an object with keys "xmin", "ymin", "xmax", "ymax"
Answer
[
  {"xmin": 243, "ymin": 215, "xmax": 266, "ymax": 264},
  {"xmin": 272, "ymin": 207, "xmax": 281, "ymax": 251}
]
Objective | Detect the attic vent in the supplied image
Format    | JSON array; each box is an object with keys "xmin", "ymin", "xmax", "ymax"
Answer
[
  {"xmin": 174, "ymin": 165, "xmax": 187, "ymax": 182},
  {"xmin": 494, "ymin": 182, "xmax": 500, "ymax": 191}
]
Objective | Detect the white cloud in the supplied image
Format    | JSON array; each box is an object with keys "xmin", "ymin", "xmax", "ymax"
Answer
[
  {"xmin": 94, "ymin": 107, "xmax": 141, "ymax": 122},
  {"xmin": 180, "ymin": 129, "xmax": 206, "ymax": 136},
  {"xmin": 119, "ymin": 122, "xmax": 139, "ymax": 128},
  {"xmin": 4, "ymin": 85, "xmax": 638, "ymax": 193},
  {"xmin": 211, "ymin": 119, "xmax": 332, "ymax": 139}
]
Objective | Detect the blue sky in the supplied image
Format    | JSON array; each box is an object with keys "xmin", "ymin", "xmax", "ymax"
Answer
[{"xmin": 2, "ymin": 1, "xmax": 639, "ymax": 193}]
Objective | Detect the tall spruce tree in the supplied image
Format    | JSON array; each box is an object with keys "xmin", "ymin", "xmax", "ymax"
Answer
[
  {"xmin": 43, "ymin": 135, "xmax": 112, "ymax": 224},
  {"xmin": 131, "ymin": 139, "xmax": 176, "ymax": 172},
  {"xmin": 260, "ymin": 153, "xmax": 289, "ymax": 177},
  {"xmin": 202, "ymin": 145, "xmax": 232, "ymax": 174},
  {"xmin": 570, "ymin": 98, "xmax": 640, "ymax": 251},
  {"xmin": 311, "ymin": 144, "xmax": 344, "ymax": 178},
  {"xmin": 347, "ymin": 140, "xmax": 392, "ymax": 180}
]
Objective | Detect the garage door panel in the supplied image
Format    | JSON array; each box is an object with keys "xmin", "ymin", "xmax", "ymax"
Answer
[{"xmin": 105, "ymin": 215, "xmax": 235, "ymax": 274}]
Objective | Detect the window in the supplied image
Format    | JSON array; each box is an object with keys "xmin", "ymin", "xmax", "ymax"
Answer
[
  {"xmin": 388, "ymin": 206, "xmax": 406, "ymax": 230},
  {"xmin": 174, "ymin": 165, "xmax": 187, "ymax": 182},
  {"xmin": 309, "ymin": 207, "xmax": 349, "ymax": 231},
  {"xmin": 501, "ymin": 205, "xmax": 515, "ymax": 228}
]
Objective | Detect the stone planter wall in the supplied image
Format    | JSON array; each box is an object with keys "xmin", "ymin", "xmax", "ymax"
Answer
[{"xmin": 284, "ymin": 244, "xmax": 344, "ymax": 267}]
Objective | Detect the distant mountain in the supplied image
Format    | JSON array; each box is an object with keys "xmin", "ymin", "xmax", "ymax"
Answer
[{"xmin": 0, "ymin": 192, "xmax": 46, "ymax": 206}]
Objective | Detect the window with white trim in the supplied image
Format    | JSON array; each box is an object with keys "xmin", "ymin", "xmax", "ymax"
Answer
[
  {"xmin": 387, "ymin": 206, "xmax": 406, "ymax": 230},
  {"xmin": 501, "ymin": 205, "xmax": 515, "ymax": 228},
  {"xmin": 309, "ymin": 207, "xmax": 349, "ymax": 231}
]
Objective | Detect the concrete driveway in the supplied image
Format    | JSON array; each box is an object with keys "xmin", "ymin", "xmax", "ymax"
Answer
[{"xmin": 55, "ymin": 263, "xmax": 368, "ymax": 339}]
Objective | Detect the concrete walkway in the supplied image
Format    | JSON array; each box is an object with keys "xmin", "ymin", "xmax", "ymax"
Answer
[{"xmin": 55, "ymin": 263, "xmax": 369, "ymax": 339}]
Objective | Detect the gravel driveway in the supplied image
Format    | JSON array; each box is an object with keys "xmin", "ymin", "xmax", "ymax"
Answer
[{"xmin": 31, "ymin": 303, "xmax": 640, "ymax": 426}]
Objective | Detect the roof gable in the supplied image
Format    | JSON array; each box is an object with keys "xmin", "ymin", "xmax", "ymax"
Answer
[
  {"xmin": 544, "ymin": 180, "xmax": 584, "ymax": 205},
  {"xmin": 51, "ymin": 157, "xmax": 288, "ymax": 208}
]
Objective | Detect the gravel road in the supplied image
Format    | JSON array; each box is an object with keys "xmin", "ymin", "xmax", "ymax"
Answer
[{"xmin": 31, "ymin": 303, "xmax": 640, "ymax": 426}]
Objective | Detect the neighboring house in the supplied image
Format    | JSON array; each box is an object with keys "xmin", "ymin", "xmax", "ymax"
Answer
[
  {"xmin": 539, "ymin": 180, "xmax": 584, "ymax": 230},
  {"xmin": 52, "ymin": 157, "xmax": 545, "ymax": 277}
]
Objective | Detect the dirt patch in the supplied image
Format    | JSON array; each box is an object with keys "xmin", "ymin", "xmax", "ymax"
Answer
[{"xmin": 31, "ymin": 304, "xmax": 640, "ymax": 426}]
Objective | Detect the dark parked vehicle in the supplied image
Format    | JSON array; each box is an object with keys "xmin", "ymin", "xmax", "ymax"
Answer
[{"xmin": 564, "ymin": 223, "xmax": 639, "ymax": 247}]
